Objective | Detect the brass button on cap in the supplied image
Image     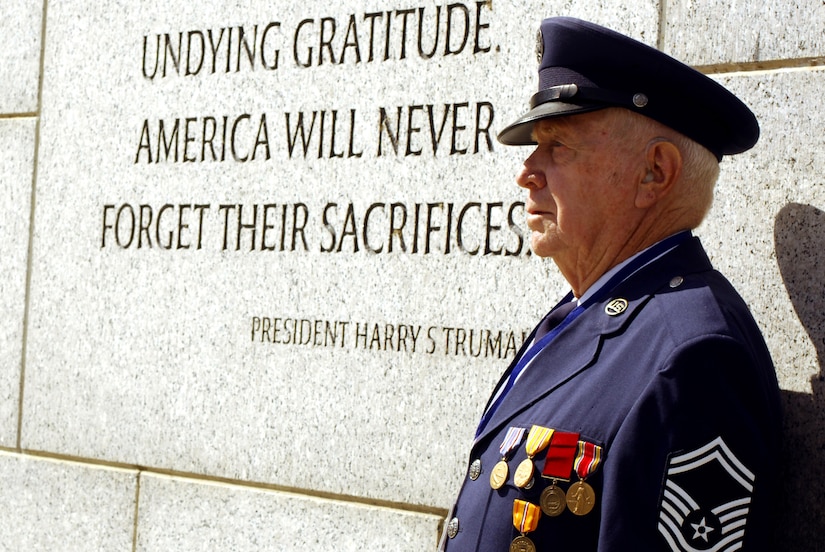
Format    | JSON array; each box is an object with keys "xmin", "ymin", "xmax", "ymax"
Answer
[
  {"xmin": 669, "ymin": 276, "xmax": 684, "ymax": 288},
  {"xmin": 447, "ymin": 517, "xmax": 460, "ymax": 538},
  {"xmin": 468, "ymin": 459, "xmax": 482, "ymax": 481}
]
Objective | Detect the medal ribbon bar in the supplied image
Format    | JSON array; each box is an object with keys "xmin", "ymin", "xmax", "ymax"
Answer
[
  {"xmin": 524, "ymin": 425, "xmax": 554, "ymax": 458},
  {"xmin": 573, "ymin": 441, "xmax": 603, "ymax": 479},
  {"xmin": 512, "ymin": 499, "xmax": 541, "ymax": 534},
  {"xmin": 499, "ymin": 427, "xmax": 527, "ymax": 459},
  {"xmin": 541, "ymin": 431, "xmax": 579, "ymax": 480}
]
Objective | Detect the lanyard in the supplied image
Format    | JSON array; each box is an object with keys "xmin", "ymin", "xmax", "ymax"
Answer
[{"xmin": 475, "ymin": 231, "xmax": 691, "ymax": 437}]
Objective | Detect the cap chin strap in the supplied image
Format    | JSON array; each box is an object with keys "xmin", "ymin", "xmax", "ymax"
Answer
[{"xmin": 530, "ymin": 84, "xmax": 648, "ymax": 111}]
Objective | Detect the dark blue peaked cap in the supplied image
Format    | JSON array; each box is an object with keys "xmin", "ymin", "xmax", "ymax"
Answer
[{"xmin": 498, "ymin": 17, "xmax": 759, "ymax": 160}]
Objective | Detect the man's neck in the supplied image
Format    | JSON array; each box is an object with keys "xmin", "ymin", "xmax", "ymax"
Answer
[{"xmin": 556, "ymin": 228, "xmax": 688, "ymax": 298}]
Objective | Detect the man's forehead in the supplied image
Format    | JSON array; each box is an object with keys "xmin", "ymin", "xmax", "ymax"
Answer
[{"xmin": 531, "ymin": 110, "xmax": 614, "ymax": 141}]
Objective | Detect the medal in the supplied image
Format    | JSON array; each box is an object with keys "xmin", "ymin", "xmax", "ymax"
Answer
[
  {"xmin": 566, "ymin": 480, "xmax": 597, "ymax": 515},
  {"xmin": 490, "ymin": 460, "xmax": 509, "ymax": 489},
  {"xmin": 513, "ymin": 459, "xmax": 535, "ymax": 489},
  {"xmin": 539, "ymin": 484, "xmax": 567, "ymax": 516},
  {"xmin": 565, "ymin": 440, "xmax": 603, "ymax": 516},
  {"xmin": 510, "ymin": 535, "xmax": 536, "ymax": 552},
  {"xmin": 514, "ymin": 426, "xmax": 554, "ymax": 489},
  {"xmin": 511, "ymin": 499, "xmax": 541, "ymax": 552},
  {"xmin": 490, "ymin": 427, "xmax": 527, "ymax": 490}
]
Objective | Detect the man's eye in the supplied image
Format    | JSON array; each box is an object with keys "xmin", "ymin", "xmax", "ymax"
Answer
[
  {"xmin": 550, "ymin": 143, "xmax": 575, "ymax": 163},
  {"xmin": 539, "ymin": 141, "xmax": 564, "ymax": 151}
]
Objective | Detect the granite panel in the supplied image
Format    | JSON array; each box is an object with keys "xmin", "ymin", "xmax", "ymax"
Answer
[
  {"xmin": 136, "ymin": 473, "xmax": 441, "ymax": 551},
  {"xmin": 0, "ymin": 118, "xmax": 36, "ymax": 448},
  {"xmin": 0, "ymin": 0, "xmax": 42, "ymax": 113},
  {"xmin": 695, "ymin": 67, "xmax": 825, "ymax": 548},
  {"xmin": 665, "ymin": 0, "xmax": 825, "ymax": 66},
  {"xmin": 16, "ymin": 0, "xmax": 825, "ymax": 547},
  {"xmin": 24, "ymin": 0, "xmax": 659, "ymax": 509},
  {"xmin": 0, "ymin": 452, "xmax": 136, "ymax": 551}
]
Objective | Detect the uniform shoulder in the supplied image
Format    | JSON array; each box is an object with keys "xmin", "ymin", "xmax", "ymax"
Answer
[{"xmin": 645, "ymin": 268, "xmax": 765, "ymax": 350}]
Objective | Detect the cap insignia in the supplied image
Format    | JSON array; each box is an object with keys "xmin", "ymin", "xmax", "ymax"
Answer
[{"xmin": 536, "ymin": 29, "xmax": 544, "ymax": 64}]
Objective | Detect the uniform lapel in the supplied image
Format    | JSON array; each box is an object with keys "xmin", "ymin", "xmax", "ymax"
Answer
[
  {"xmin": 474, "ymin": 237, "xmax": 713, "ymax": 444},
  {"xmin": 475, "ymin": 300, "xmax": 626, "ymax": 443}
]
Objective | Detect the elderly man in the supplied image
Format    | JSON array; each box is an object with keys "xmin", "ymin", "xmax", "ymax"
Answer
[{"xmin": 440, "ymin": 17, "xmax": 781, "ymax": 552}]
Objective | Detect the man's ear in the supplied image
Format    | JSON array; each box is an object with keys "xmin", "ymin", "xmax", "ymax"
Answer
[{"xmin": 635, "ymin": 140, "xmax": 683, "ymax": 209}]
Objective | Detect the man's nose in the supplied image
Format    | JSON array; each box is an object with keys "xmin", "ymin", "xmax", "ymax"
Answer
[{"xmin": 516, "ymin": 151, "xmax": 546, "ymax": 189}]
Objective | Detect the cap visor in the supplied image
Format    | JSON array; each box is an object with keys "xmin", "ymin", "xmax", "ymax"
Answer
[{"xmin": 497, "ymin": 102, "xmax": 604, "ymax": 145}]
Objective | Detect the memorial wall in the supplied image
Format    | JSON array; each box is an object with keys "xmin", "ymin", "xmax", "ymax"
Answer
[{"xmin": 1, "ymin": 0, "xmax": 824, "ymax": 550}]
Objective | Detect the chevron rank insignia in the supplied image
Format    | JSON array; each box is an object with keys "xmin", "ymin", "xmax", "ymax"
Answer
[{"xmin": 658, "ymin": 437, "xmax": 755, "ymax": 551}]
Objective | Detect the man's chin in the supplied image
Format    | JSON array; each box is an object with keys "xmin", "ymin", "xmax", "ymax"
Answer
[{"xmin": 529, "ymin": 236, "xmax": 558, "ymax": 258}]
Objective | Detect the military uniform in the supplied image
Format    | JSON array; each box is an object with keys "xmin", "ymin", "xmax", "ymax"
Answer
[
  {"xmin": 441, "ymin": 16, "xmax": 781, "ymax": 551},
  {"xmin": 441, "ymin": 236, "xmax": 781, "ymax": 551}
]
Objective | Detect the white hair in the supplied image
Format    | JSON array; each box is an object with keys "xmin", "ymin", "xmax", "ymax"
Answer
[{"xmin": 607, "ymin": 108, "xmax": 720, "ymax": 227}]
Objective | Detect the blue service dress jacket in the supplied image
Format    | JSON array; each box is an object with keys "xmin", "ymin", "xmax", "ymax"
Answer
[{"xmin": 440, "ymin": 236, "xmax": 782, "ymax": 551}]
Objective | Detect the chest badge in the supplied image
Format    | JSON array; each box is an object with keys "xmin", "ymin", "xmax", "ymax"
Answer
[{"xmin": 605, "ymin": 298, "xmax": 628, "ymax": 316}]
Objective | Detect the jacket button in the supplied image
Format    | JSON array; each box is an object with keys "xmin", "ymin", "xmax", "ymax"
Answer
[
  {"xmin": 468, "ymin": 459, "xmax": 482, "ymax": 480},
  {"xmin": 447, "ymin": 517, "xmax": 460, "ymax": 538}
]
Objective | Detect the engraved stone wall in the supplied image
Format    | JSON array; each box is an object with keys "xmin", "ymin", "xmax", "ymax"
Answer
[{"xmin": 1, "ymin": 0, "xmax": 823, "ymax": 549}]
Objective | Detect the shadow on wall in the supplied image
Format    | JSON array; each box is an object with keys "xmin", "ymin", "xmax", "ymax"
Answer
[{"xmin": 773, "ymin": 203, "xmax": 825, "ymax": 551}]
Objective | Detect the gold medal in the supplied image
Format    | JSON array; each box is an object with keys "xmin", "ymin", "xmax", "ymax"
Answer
[
  {"xmin": 513, "ymin": 458, "xmax": 534, "ymax": 489},
  {"xmin": 490, "ymin": 460, "xmax": 509, "ymax": 490},
  {"xmin": 510, "ymin": 535, "xmax": 536, "ymax": 552},
  {"xmin": 539, "ymin": 484, "xmax": 567, "ymax": 516},
  {"xmin": 566, "ymin": 480, "xmax": 596, "ymax": 516},
  {"xmin": 515, "ymin": 426, "xmax": 554, "ymax": 489}
]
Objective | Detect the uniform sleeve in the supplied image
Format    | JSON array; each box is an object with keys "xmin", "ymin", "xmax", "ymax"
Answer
[{"xmin": 596, "ymin": 335, "xmax": 781, "ymax": 551}]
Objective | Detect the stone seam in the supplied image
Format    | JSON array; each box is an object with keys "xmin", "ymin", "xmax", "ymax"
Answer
[{"xmin": 16, "ymin": 0, "xmax": 49, "ymax": 452}]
